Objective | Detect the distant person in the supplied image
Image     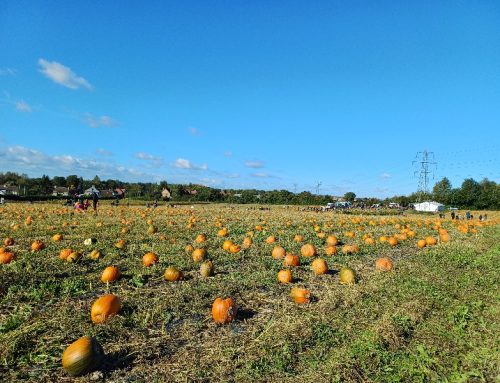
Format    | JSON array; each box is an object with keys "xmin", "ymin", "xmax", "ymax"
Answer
[
  {"xmin": 479, "ymin": 214, "xmax": 483, "ymax": 221},
  {"xmin": 92, "ymin": 192, "xmax": 99, "ymax": 212},
  {"xmin": 451, "ymin": 212, "xmax": 455, "ymax": 220},
  {"xmin": 466, "ymin": 211, "xmax": 471, "ymax": 220},
  {"xmin": 153, "ymin": 199, "xmax": 158, "ymax": 209}
]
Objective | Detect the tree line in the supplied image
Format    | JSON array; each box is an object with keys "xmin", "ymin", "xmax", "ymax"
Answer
[{"xmin": 0, "ymin": 172, "xmax": 498, "ymax": 209}]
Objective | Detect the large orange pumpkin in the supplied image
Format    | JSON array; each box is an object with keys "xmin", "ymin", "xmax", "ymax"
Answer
[
  {"xmin": 271, "ymin": 246, "xmax": 286, "ymax": 259},
  {"xmin": 300, "ymin": 244, "xmax": 317, "ymax": 257},
  {"xmin": 290, "ymin": 287, "xmax": 310, "ymax": 304},
  {"xmin": 0, "ymin": 251, "xmax": 14, "ymax": 264},
  {"xmin": 212, "ymin": 297, "xmax": 237, "ymax": 324},
  {"xmin": 375, "ymin": 257, "xmax": 393, "ymax": 271},
  {"xmin": 91, "ymin": 294, "xmax": 121, "ymax": 324},
  {"xmin": 326, "ymin": 235, "xmax": 338, "ymax": 246},
  {"xmin": 143, "ymin": 252, "xmax": 158, "ymax": 266},
  {"xmin": 311, "ymin": 258, "xmax": 328, "ymax": 275},
  {"xmin": 277, "ymin": 269, "xmax": 293, "ymax": 284},
  {"xmin": 164, "ymin": 266, "xmax": 183, "ymax": 281},
  {"xmin": 283, "ymin": 253, "xmax": 300, "ymax": 267},
  {"xmin": 192, "ymin": 248, "xmax": 206, "ymax": 262},
  {"xmin": 62, "ymin": 336, "xmax": 104, "ymax": 376},
  {"xmin": 101, "ymin": 266, "xmax": 120, "ymax": 283}
]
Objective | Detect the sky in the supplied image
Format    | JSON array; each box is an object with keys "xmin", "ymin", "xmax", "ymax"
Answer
[{"xmin": 1, "ymin": 1, "xmax": 499, "ymax": 198}]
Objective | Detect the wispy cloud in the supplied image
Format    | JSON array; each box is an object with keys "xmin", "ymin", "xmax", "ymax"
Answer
[
  {"xmin": 188, "ymin": 127, "xmax": 200, "ymax": 136},
  {"xmin": 135, "ymin": 152, "xmax": 163, "ymax": 167},
  {"xmin": 0, "ymin": 145, "xmax": 147, "ymax": 180},
  {"xmin": 0, "ymin": 68, "xmax": 16, "ymax": 76},
  {"xmin": 15, "ymin": 101, "xmax": 32, "ymax": 113},
  {"xmin": 380, "ymin": 172, "xmax": 391, "ymax": 180},
  {"xmin": 84, "ymin": 113, "xmax": 117, "ymax": 128},
  {"xmin": 251, "ymin": 172, "xmax": 272, "ymax": 178},
  {"xmin": 174, "ymin": 158, "xmax": 208, "ymax": 170},
  {"xmin": 38, "ymin": 58, "xmax": 92, "ymax": 90},
  {"xmin": 96, "ymin": 148, "xmax": 113, "ymax": 156},
  {"xmin": 245, "ymin": 160, "xmax": 264, "ymax": 168}
]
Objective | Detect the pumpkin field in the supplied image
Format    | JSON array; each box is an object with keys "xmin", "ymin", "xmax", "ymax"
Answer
[{"xmin": 0, "ymin": 203, "xmax": 499, "ymax": 382}]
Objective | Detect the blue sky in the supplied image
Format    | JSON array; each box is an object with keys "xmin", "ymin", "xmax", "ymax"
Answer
[{"xmin": 1, "ymin": 1, "xmax": 499, "ymax": 198}]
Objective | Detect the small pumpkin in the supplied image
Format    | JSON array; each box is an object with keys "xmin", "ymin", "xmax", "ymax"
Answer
[
  {"xmin": 417, "ymin": 239, "xmax": 427, "ymax": 248},
  {"xmin": 425, "ymin": 236, "xmax": 437, "ymax": 246},
  {"xmin": 142, "ymin": 252, "xmax": 158, "ymax": 267},
  {"xmin": 89, "ymin": 249, "xmax": 102, "ymax": 260},
  {"xmin": 229, "ymin": 244, "xmax": 241, "ymax": 254},
  {"xmin": 114, "ymin": 239, "xmax": 126, "ymax": 249},
  {"xmin": 265, "ymin": 235, "xmax": 276, "ymax": 244},
  {"xmin": 52, "ymin": 233, "xmax": 63, "ymax": 242},
  {"xmin": 283, "ymin": 253, "xmax": 300, "ymax": 267},
  {"xmin": 212, "ymin": 297, "xmax": 237, "ymax": 324},
  {"xmin": 300, "ymin": 244, "xmax": 317, "ymax": 257},
  {"xmin": 293, "ymin": 234, "xmax": 304, "ymax": 243},
  {"xmin": 325, "ymin": 245, "xmax": 337, "ymax": 256},
  {"xmin": 326, "ymin": 235, "xmax": 338, "ymax": 246},
  {"xmin": 375, "ymin": 257, "xmax": 393, "ymax": 271},
  {"xmin": 0, "ymin": 251, "xmax": 14, "ymax": 264},
  {"xmin": 66, "ymin": 251, "xmax": 82, "ymax": 263},
  {"xmin": 242, "ymin": 237, "xmax": 253, "ymax": 248},
  {"xmin": 62, "ymin": 336, "xmax": 104, "ymax": 376},
  {"xmin": 277, "ymin": 269, "xmax": 293, "ymax": 284},
  {"xmin": 101, "ymin": 266, "xmax": 120, "ymax": 283},
  {"xmin": 195, "ymin": 234, "xmax": 207, "ymax": 243},
  {"xmin": 164, "ymin": 266, "xmax": 183, "ymax": 281},
  {"xmin": 290, "ymin": 287, "xmax": 310, "ymax": 304},
  {"xmin": 4, "ymin": 237, "xmax": 14, "ymax": 246},
  {"xmin": 271, "ymin": 246, "xmax": 286, "ymax": 259},
  {"xmin": 147, "ymin": 225, "xmax": 158, "ymax": 235},
  {"xmin": 200, "ymin": 261, "xmax": 214, "ymax": 277},
  {"xmin": 311, "ymin": 258, "xmax": 328, "ymax": 275},
  {"xmin": 31, "ymin": 240, "xmax": 45, "ymax": 252},
  {"xmin": 192, "ymin": 248, "xmax": 206, "ymax": 262},
  {"xmin": 185, "ymin": 244, "xmax": 194, "ymax": 254},
  {"xmin": 91, "ymin": 294, "xmax": 121, "ymax": 324},
  {"xmin": 59, "ymin": 248, "xmax": 73, "ymax": 260},
  {"xmin": 222, "ymin": 240, "xmax": 233, "ymax": 251},
  {"xmin": 339, "ymin": 267, "xmax": 356, "ymax": 284}
]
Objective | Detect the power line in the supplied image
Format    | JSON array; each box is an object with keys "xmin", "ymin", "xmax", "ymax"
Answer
[{"xmin": 413, "ymin": 150, "xmax": 437, "ymax": 202}]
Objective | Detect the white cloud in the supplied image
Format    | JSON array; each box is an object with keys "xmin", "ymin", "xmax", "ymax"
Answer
[
  {"xmin": 16, "ymin": 101, "xmax": 32, "ymax": 113},
  {"xmin": 251, "ymin": 172, "xmax": 271, "ymax": 178},
  {"xmin": 245, "ymin": 160, "xmax": 264, "ymax": 168},
  {"xmin": 84, "ymin": 113, "xmax": 116, "ymax": 128},
  {"xmin": 0, "ymin": 145, "xmax": 151, "ymax": 181},
  {"xmin": 380, "ymin": 172, "xmax": 392, "ymax": 179},
  {"xmin": 0, "ymin": 68, "xmax": 16, "ymax": 76},
  {"xmin": 135, "ymin": 152, "xmax": 163, "ymax": 166},
  {"xmin": 38, "ymin": 58, "xmax": 92, "ymax": 90},
  {"xmin": 96, "ymin": 148, "xmax": 113, "ymax": 156},
  {"xmin": 174, "ymin": 158, "xmax": 208, "ymax": 170}
]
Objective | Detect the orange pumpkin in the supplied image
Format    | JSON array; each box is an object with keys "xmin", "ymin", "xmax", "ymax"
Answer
[
  {"xmin": 311, "ymin": 258, "xmax": 328, "ymax": 275},
  {"xmin": 242, "ymin": 237, "xmax": 253, "ymax": 248},
  {"xmin": 89, "ymin": 249, "xmax": 102, "ymax": 260},
  {"xmin": 272, "ymin": 246, "xmax": 286, "ymax": 259},
  {"xmin": 185, "ymin": 244, "xmax": 194, "ymax": 253},
  {"xmin": 326, "ymin": 235, "xmax": 338, "ymax": 246},
  {"xmin": 31, "ymin": 240, "xmax": 45, "ymax": 252},
  {"xmin": 164, "ymin": 266, "xmax": 183, "ymax": 281},
  {"xmin": 62, "ymin": 336, "xmax": 104, "ymax": 377},
  {"xmin": 0, "ymin": 251, "xmax": 14, "ymax": 264},
  {"xmin": 265, "ymin": 235, "xmax": 276, "ymax": 244},
  {"xmin": 195, "ymin": 234, "xmax": 207, "ymax": 243},
  {"xmin": 142, "ymin": 252, "xmax": 158, "ymax": 266},
  {"xmin": 277, "ymin": 269, "xmax": 293, "ymax": 284},
  {"xmin": 425, "ymin": 236, "xmax": 437, "ymax": 246},
  {"xmin": 290, "ymin": 287, "xmax": 310, "ymax": 304},
  {"xmin": 217, "ymin": 228, "xmax": 228, "ymax": 237},
  {"xmin": 387, "ymin": 237, "xmax": 398, "ymax": 247},
  {"xmin": 325, "ymin": 245, "xmax": 337, "ymax": 256},
  {"xmin": 66, "ymin": 251, "xmax": 82, "ymax": 263},
  {"xmin": 114, "ymin": 239, "xmax": 126, "ymax": 249},
  {"xmin": 52, "ymin": 233, "xmax": 63, "ymax": 242},
  {"xmin": 293, "ymin": 234, "xmax": 304, "ymax": 243},
  {"xmin": 300, "ymin": 244, "xmax": 317, "ymax": 257},
  {"xmin": 417, "ymin": 239, "xmax": 427, "ymax": 248},
  {"xmin": 229, "ymin": 244, "xmax": 241, "ymax": 254},
  {"xmin": 364, "ymin": 237, "xmax": 376, "ymax": 245},
  {"xmin": 101, "ymin": 266, "xmax": 120, "ymax": 283},
  {"xmin": 375, "ymin": 257, "xmax": 393, "ymax": 271},
  {"xmin": 283, "ymin": 253, "xmax": 300, "ymax": 267},
  {"xmin": 59, "ymin": 248, "xmax": 73, "ymax": 260},
  {"xmin": 192, "ymin": 248, "xmax": 206, "ymax": 262},
  {"xmin": 212, "ymin": 297, "xmax": 237, "ymax": 324},
  {"xmin": 222, "ymin": 240, "xmax": 233, "ymax": 251},
  {"xmin": 91, "ymin": 294, "xmax": 121, "ymax": 324}
]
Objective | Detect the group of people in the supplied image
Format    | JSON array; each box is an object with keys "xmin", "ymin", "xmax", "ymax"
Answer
[{"xmin": 70, "ymin": 192, "xmax": 99, "ymax": 212}]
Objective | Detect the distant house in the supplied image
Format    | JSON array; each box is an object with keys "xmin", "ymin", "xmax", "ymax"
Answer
[
  {"xmin": 0, "ymin": 185, "xmax": 19, "ymax": 196},
  {"xmin": 413, "ymin": 201, "xmax": 445, "ymax": 213},
  {"xmin": 84, "ymin": 185, "xmax": 100, "ymax": 196},
  {"xmin": 114, "ymin": 188, "xmax": 126, "ymax": 199},
  {"xmin": 52, "ymin": 186, "xmax": 69, "ymax": 196}
]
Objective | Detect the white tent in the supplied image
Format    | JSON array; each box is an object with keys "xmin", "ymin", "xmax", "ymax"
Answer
[{"xmin": 413, "ymin": 201, "xmax": 445, "ymax": 212}]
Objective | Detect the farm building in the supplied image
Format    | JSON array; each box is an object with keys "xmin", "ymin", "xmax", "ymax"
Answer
[
  {"xmin": 84, "ymin": 185, "xmax": 100, "ymax": 196},
  {"xmin": 413, "ymin": 201, "xmax": 445, "ymax": 212}
]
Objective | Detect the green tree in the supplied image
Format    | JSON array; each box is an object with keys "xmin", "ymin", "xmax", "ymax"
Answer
[
  {"xmin": 459, "ymin": 178, "xmax": 481, "ymax": 208},
  {"xmin": 432, "ymin": 177, "xmax": 452, "ymax": 204},
  {"xmin": 344, "ymin": 192, "xmax": 356, "ymax": 202}
]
